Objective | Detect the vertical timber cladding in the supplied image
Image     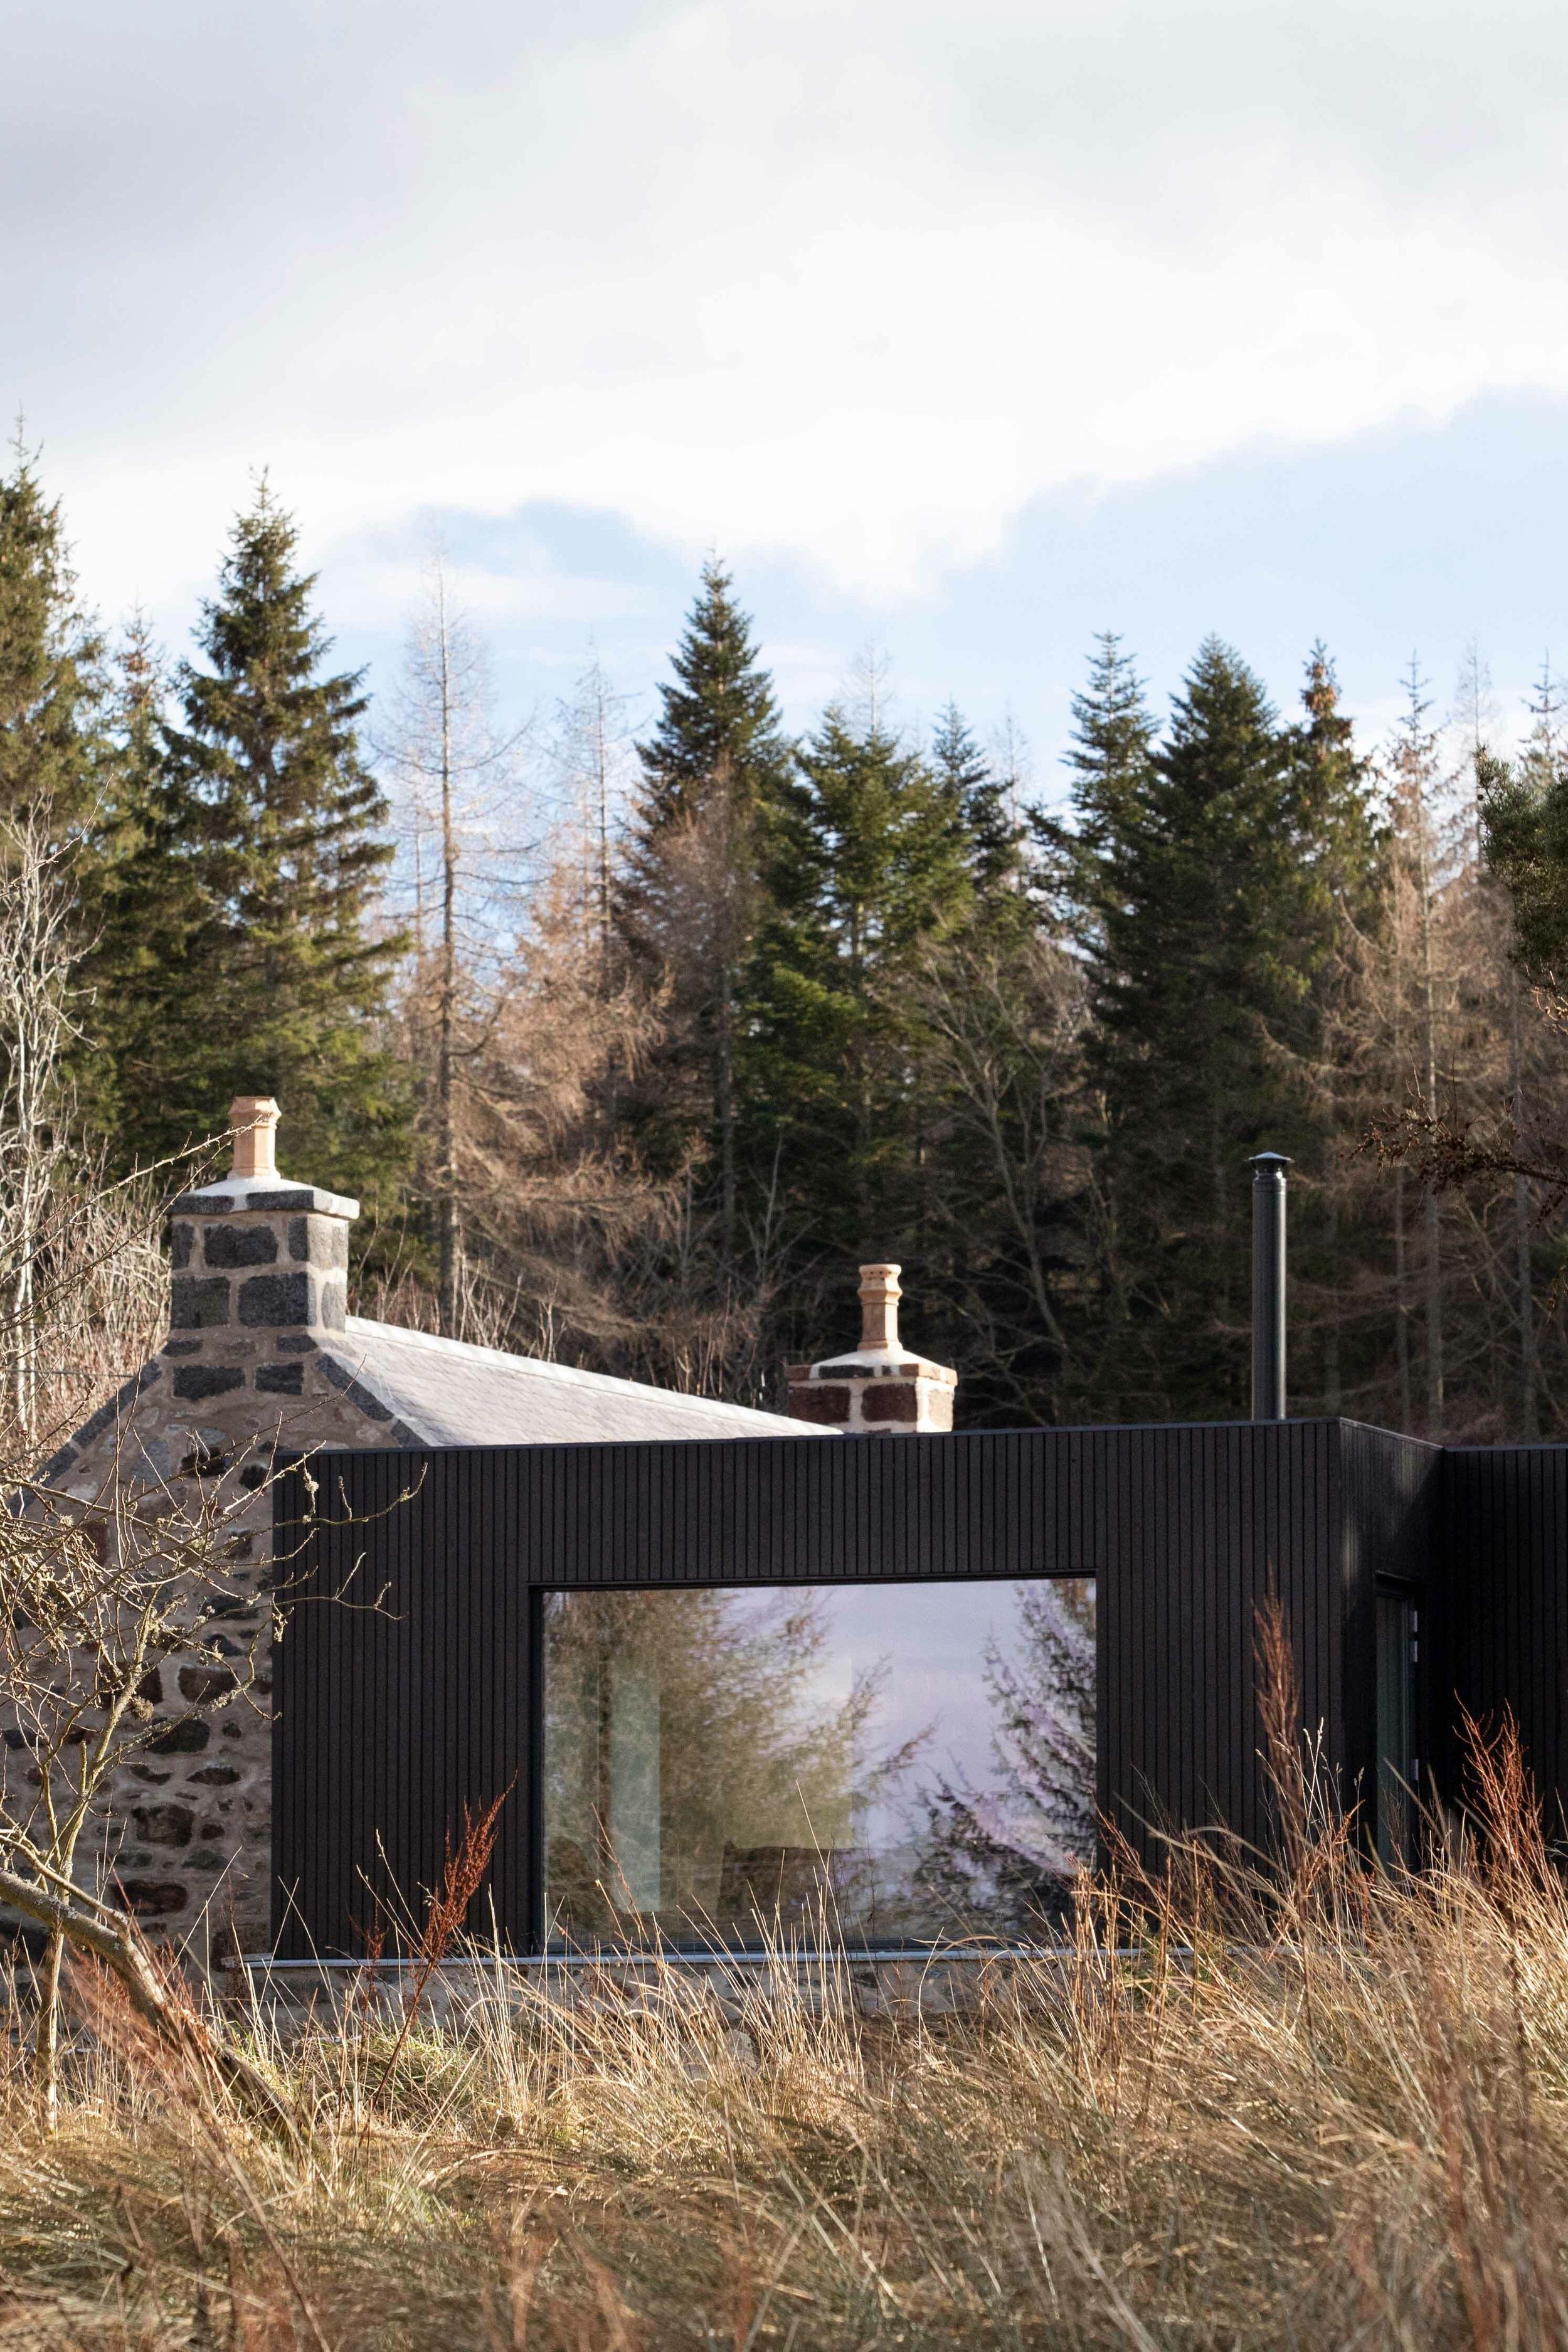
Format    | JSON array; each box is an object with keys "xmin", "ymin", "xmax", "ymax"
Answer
[
  {"xmin": 1439, "ymin": 1444, "xmax": 1568, "ymax": 1830},
  {"xmin": 273, "ymin": 1421, "xmax": 1392, "ymax": 1959},
  {"xmin": 1338, "ymin": 1422, "xmax": 1442, "ymax": 1823}
]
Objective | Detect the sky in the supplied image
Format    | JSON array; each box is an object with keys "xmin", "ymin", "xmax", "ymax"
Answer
[{"xmin": 8, "ymin": 0, "xmax": 1568, "ymax": 793}]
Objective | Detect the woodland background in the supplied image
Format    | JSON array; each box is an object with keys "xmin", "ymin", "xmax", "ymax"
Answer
[{"xmin": 4, "ymin": 440, "xmax": 1568, "ymax": 1449}]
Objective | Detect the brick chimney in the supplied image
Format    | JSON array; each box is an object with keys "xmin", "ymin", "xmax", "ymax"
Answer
[
  {"xmin": 785, "ymin": 1263, "xmax": 956, "ymax": 1433},
  {"xmin": 162, "ymin": 1096, "xmax": 358, "ymax": 1406}
]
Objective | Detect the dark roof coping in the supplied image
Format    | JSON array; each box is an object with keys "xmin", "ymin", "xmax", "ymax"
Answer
[{"xmin": 167, "ymin": 1184, "xmax": 359, "ymax": 1220}]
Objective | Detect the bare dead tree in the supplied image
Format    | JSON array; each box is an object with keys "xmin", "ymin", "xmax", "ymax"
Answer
[
  {"xmin": 379, "ymin": 557, "xmax": 531, "ymax": 1336},
  {"xmin": 0, "ymin": 810, "xmax": 83, "ymax": 1443}
]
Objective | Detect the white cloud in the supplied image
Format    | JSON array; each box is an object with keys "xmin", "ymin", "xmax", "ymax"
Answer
[{"xmin": 6, "ymin": 0, "xmax": 1568, "ymax": 612}]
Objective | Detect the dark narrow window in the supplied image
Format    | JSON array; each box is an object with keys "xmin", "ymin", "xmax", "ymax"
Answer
[
  {"xmin": 1375, "ymin": 1591, "xmax": 1417, "ymax": 1867},
  {"xmin": 542, "ymin": 1577, "xmax": 1096, "ymax": 1951}
]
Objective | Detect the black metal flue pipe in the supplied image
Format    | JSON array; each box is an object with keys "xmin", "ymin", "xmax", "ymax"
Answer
[{"xmin": 1250, "ymin": 1152, "xmax": 1291, "ymax": 1421}]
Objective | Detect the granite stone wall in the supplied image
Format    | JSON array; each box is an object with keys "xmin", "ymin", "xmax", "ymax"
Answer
[{"xmin": 34, "ymin": 1178, "xmax": 405, "ymax": 1955}]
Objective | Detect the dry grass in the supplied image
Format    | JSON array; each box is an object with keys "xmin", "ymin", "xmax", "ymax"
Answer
[{"xmin": 0, "ymin": 1731, "xmax": 1566, "ymax": 2348}]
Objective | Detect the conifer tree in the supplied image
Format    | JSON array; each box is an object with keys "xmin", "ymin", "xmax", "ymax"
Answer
[
  {"xmin": 617, "ymin": 564, "xmax": 795, "ymax": 1259},
  {"xmin": 628, "ymin": 561, "xmax": 793, "ymax": 842},
  {"xmin": 1481, "ymin": 674, "xmax": 1568, "ymax": 978},
  {"xmin": 1077, "ymin": 636, "xmax": 1368, "ymax": 1419},
  {"xmin": 105, "ymin": 484, "xmax": 407, "ymax": 1197},
  {"xmin": 73, "ymin": 620, "xmax": 198, "ymax": 1149},
  {"xmin": 0, "ymin": 439, "xmax": 104, "ymax": 842},
  {"xmin": 1042, "ymin": 634, "xmax": 1155, "ymax": 941},
  {"xmin": 930, "ymin": 701, "xmax": 1020, "ymax": 907},
  {"xmin": 747, "ymin": 709, "xmax": 975, "ymax": 1257}
]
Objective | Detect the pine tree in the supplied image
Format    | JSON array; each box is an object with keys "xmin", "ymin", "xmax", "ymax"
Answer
[
  {"xmin": 746, "ymin": 708, "xmax": 975, "ymax": 1260},
  {"xmin": 628, "ymin": 561, "xmax": 793, "ymax": 840},
  {"xmin": 930, "ymin": 701, "xmax": 1020, "ymax": 908},
  {"xmin": 1039, "ymin": 635, "xmax": 1155, "ymax": 941},
  {"xmin": 617, "ymin": 564, "xmax": 795, "ymax": 1259},
  {"xmin": 104, "ymin": 484, "xmax": 407, "ymax": 1197},
  {"xmin": 0, "ymin": 438, "xmax": 104, "ymax": 834},
  {"xmin": 1078, "ymin": 637, "xmax": 1363, "ymax": 1419},
  {"xmin": 1482, "ymin": 665, "xmax": 1568, "ymax": 980},
  {"xmin": 73, "ymin": 618, "xmax": 199, "ymax": 1152}
]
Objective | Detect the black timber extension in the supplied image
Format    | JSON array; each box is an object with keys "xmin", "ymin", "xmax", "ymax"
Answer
[{"xmin": 271, "ymin": 1417, "xmax": 1464, "ymax": 1959}]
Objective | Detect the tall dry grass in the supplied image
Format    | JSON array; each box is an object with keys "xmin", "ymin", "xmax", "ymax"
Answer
[{"xmin": 0, "ymin": 1709, "xmax": 1564, "ymax": 2348}]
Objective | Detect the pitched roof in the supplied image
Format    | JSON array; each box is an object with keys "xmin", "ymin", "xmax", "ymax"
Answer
[{"xmin": 324, "ymin": 1317, "xmax": 829, "ymax": 1447}]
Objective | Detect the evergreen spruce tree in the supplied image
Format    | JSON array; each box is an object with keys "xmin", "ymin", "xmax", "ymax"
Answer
[
  {"xmin": 627, "ymin": 560, "xmax": 793, "ymax": 844},
  {"xmin": 1481, "ymin": 667, "xmax": 1568, "ymax": 980},
  {"xmin": 0, "ymin": 438, "xmax": 103, "ymax": 832},
  {"xmin": 73, "ymin": 619, "xmax": 191, "ymax": 1147},
  {"xmin": 930, "ymin": 701, "xmax": 1021, "ymax": 908},
  {"xmin": 1078, "ymin": 636, "xmax": 1372, "ymax": 1419},
  {"xmin": 104, "ymin": 484, "xmax": 407, "ymax": 1199},
  {"xmin": 617, "ymin": 563, "xmax": 795, "ymax": 1257},
  {"xmin": 746, "ymin": 708, "xmax": 975, "ymax": 1259},
  {"xmin": 1040, "ymin": 634, "xmax": 1155, "ymax": 940}
]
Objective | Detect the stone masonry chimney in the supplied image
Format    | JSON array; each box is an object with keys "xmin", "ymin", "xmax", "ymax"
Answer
[
  {"xmin": 162, "ymin": 1096, "xmax": 358, "ymax": 1407},
  {"xmin": 785, "ymin": 1263, "xmax": 956, "ymax": 1433}
]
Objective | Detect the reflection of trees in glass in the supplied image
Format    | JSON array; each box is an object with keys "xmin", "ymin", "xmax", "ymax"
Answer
[
  {"xmin": 916, "ymin": 1578, "xmax": 1096, "ymax": 1937},
  {"xmin": 544, "ymin": 1588, "xmax": 894, "ymax": 1946}
]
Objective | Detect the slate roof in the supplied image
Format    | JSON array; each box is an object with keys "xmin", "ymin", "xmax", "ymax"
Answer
[{"xmin": 321, "ymin": 1317, "xmax": 827, "ymax": 1448}]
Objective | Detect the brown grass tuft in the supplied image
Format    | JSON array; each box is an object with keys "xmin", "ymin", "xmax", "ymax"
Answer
[{"xmin": 2, "ymin": 1712, "xmax": 1568, "ymax": 2346}]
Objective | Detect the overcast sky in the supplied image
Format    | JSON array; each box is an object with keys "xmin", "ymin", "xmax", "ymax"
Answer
[{"xmin": 8, "ymin": 0, "xmax": 1568, "ymax": 783}]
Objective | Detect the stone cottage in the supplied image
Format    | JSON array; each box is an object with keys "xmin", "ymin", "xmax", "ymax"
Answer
[{"xmin": 40, "ymin": 1098, "xmax": 827, "ymax": 1952}]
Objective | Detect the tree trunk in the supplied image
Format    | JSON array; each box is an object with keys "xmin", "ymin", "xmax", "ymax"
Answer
[
  {"xmin": 437, "ymin": 594, "xmax": 458, "ymax": 1340},
  {"xmin": 1510, "ymin": 968, "xmax": 1537, "ymax": 1438},
  {"xmin": 34, "ymin": 1924, "xmax": 61, "ymax": 2132},
  {"xmin": 1416, "ymin": 793, "xmax": 1444, "ymax": 1435},
  {"xmin": 1393, "ymin": 1164, "xmax": 1412, "ymax": 1431}
]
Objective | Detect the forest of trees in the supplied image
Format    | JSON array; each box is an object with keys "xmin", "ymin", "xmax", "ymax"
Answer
[{"xmin": 4, "ymin": 436, "xmax": 1568, "ymax": 1444}]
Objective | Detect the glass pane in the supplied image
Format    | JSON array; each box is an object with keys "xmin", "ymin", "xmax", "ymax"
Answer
[{"xmin": 543, "ymin": 1577, "xmax": 1096, "ymax": 1950}]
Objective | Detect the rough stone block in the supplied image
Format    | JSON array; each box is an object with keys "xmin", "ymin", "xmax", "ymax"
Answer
[
  {"xmin": 289, "ymin": 1216, "xmax": 349, "ymax": 1269},
  {"xmin": 861, "ymin": 1382, "xmax": 919, "ymax": 1424},
  {"xmin": 171, "ymin": 1277, "xmax": 231, "ymax": 1330},
  {"xmin": 170, "ymin": 1222, "xmax": 194, "ymax": 1270},
  {"xmin": 204, "ymin": 1222, "xmax": 278, "ymax": 1268},
  {"xmin": 173, "ymin": 1364, "xmax": 244, "ymax": 1401},
  {"xmin": 179, "ymin": 1665, "xmax": 236, "ymax": 1703},
  {"xmin": 275, "ymin": 1332, "xmax": 317, "ymax": 1353},
  {"xmin": 257, "ymin": 1361, "xmax": 304, "ymax": 1395},
  {"xmin": 162, "ymin": 1339, "xmax": 203, "ymax": 1357},
  {"xmin": 785, "ymin": 1383, "xmax": 852, "ymax": 1427},
  {"xmin": 148, "ymin": 1719, "xmax": 209, "ymax": 1756},
  {"xmin": 133, "ymin": 1804, "xmax": 194, "ymax": 1847},
  {"xmin": 237, "ymin": 1271, "xmax": 312, "ymax": 1328},
  {"xmin": 188, "ymin": 1764, "xmax": 241, "ymax": 1785},
  {"xmin": 119, "ymin": 1880, "xmax": 188, "ymax": 1915}
]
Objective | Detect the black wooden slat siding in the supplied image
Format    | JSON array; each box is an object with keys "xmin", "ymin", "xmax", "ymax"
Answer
[
  {"xmin": 1437, "ymin": 1444, "xmax": 1568, "ymax": 1833},
  {"xmin": 272, "ymin": 1419, "xmax": 1446, "ymax": 1957}
]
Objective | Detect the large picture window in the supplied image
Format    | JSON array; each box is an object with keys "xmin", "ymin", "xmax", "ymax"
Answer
[{"xmin": 543, "ymin": 1577, "xmax": 1096, "ymax": 1950}]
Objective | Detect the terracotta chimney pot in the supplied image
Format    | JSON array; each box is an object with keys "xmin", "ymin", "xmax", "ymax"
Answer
[
  {"xmin": 229, "ymin": 1097, "xmax": 281, "ymax": 1183},
  {"xmin": 858, "ymin": 1263, "xmax": 902, "ymax": 1355}
]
